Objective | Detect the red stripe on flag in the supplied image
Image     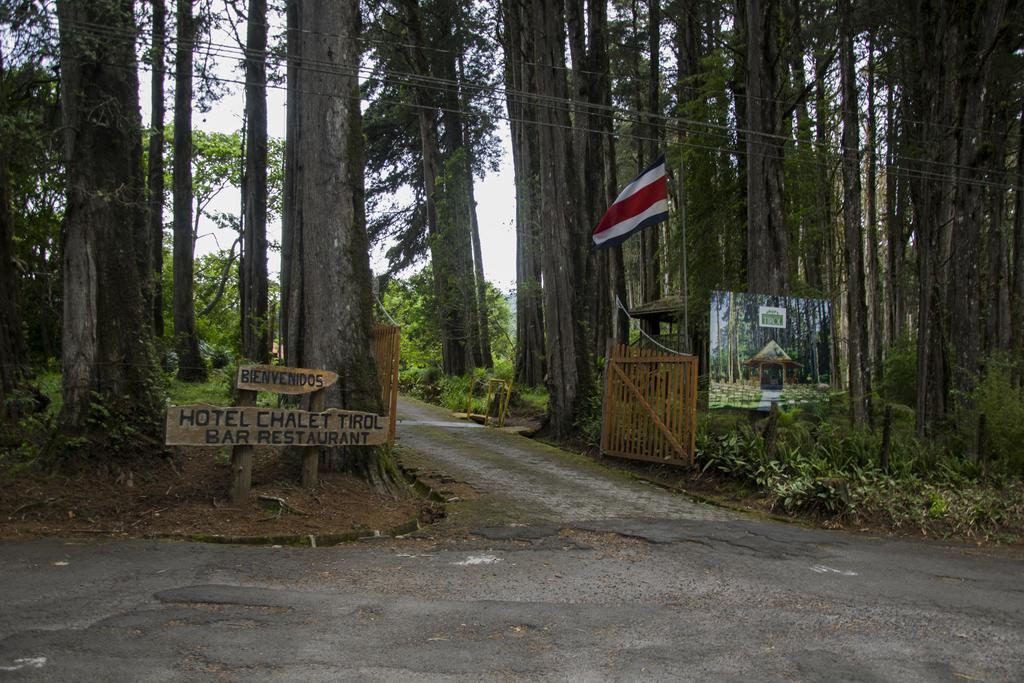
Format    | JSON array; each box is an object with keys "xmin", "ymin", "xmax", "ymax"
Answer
[{"xmin": 593, "ymin": 175, "xmax": 668, "ymax": 236}]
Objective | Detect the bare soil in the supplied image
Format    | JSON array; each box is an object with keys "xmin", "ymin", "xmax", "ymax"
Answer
[{"xmin": 0, "ymin": 446, "xmax": 429, "ymax": 540}]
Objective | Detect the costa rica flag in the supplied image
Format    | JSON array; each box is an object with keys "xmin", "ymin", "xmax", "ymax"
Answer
[{"xmin": 592, "ymin": 154, "xmax": 669, "ymax": 249}]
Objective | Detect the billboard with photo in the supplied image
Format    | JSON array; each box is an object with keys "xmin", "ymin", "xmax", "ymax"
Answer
[{"xmin": 709, "ymin": 291, "xmax": 833, "ymax": 411}]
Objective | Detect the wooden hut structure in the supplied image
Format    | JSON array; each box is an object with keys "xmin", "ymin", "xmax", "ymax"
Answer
[
  {"xmin": 627, "ymin": 295, "xmax": 687, "ymax": 353},
  {"xmin": 743, "ymin": 340, "xmax": 802, "ymax": 390}
]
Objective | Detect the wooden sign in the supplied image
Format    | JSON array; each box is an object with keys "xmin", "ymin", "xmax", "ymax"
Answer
[
  {"xmin": 235, "ymin": 365, "xmax": 338, "ymax": 395},
  {"xmin": 165, "ymin": 404, "xmax": 388, "ymax": 447}
]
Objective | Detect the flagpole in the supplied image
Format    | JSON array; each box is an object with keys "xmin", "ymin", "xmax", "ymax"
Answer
[{"xmin": 677, "ymin": 162, "xmax": 690, "ymax": 354}]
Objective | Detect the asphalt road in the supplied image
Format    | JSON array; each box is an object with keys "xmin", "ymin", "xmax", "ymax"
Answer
[{"xmin": 0, "ymin": 397, "xmax": 1021, "ymax": 681}]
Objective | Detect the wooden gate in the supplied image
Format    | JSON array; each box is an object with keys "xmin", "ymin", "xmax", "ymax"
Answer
[
  {"xmin": 373, "ymin": 325, "xmax": 401, "ymax": 445},
  {"xmin": 601, "ymin": 343, "xmax": 698, "ymax": 466}
]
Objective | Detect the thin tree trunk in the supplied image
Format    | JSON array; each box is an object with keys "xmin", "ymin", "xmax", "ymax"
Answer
[
  {"xmin": 732, "ymin": 0, "xmax": 749, "ymax": 283},
  {"xmin": 640, "ymin": 0, "xmax": 661, "ymax": 334},
  {"xmin": 282, "ymin": 0, "xmax": 299, "ymax": 367},
  {"xmin": 173, "ymin": 0, "xmax": 206, "ymax": 381},
  {"xmin": 56, "ymin": 0, "xmax": 163, "ymax": 435},
  {"xmin": 242, "ymin": 0, "xmax": 269, "ymax": 363},
  {"xmin": 984, "ymin": 106, "xmax": 1011, "ymax": 353},
  {"xmin": 468, "ymin": 185, "xmax": 493, "ymax": 368},
  {"xmin": 839, "ymin": 0, "xmax": 871, "ymax": 425},
  {"xmin": 884, "ymin": 81, "xmax": 901, "ymax": 347},
  {"xmin": 147, "ymin": 0, "xmax": 166, "ymax": 339},
  {"xmin": 865, "ymin": 38, "xmax": 883, "ymax": 385}
]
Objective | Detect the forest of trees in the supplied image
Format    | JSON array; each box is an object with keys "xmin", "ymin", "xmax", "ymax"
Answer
[{"xmin": 1, "ymin": 0, "xmax": 1023, "ymax": 473}]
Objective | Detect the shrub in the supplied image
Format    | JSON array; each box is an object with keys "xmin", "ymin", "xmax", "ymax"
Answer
[
  {"xmin": 880, "ymin": 333, "xmax": 917, "ymax": 408},
  {"xmin": 972, "ymin": 355, "xmax": 1024, "ymax": 474}
]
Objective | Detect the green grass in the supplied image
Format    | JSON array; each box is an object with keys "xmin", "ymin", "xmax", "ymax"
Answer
[
  {"xmin": 515, "ymin": 386, "xmax": 549, "ymax": 415},
  {"xmin": 167, "ymin": 371, "xmax": 232, "ymax": 405}
]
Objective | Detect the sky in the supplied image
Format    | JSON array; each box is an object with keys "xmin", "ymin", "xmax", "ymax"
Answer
[{"xmin": 139, "ymin": 43, "xmax": 520, "ymax": 293}]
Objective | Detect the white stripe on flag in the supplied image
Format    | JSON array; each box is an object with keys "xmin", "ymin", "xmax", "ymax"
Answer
[
  {"xmin": 592, "ymin": 199, "xmax": 669, "ymax": 246},
  {"xmin": 611, "ymin": 163, "xmax": 666, "ymax": 205}
]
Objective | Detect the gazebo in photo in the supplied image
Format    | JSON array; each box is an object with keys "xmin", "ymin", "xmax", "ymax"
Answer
[{"xmin": 743, "ymin": 340, "xmax": 802, "ymax": 390}]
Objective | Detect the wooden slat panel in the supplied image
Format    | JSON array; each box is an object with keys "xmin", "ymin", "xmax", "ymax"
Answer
[
  {"xmin": 373, "ymin": 324, "xmax": 401, "ymax": 446},
  {"xmin": 600, "ymin": 343, "xmax": 698, "ymax": 467}
]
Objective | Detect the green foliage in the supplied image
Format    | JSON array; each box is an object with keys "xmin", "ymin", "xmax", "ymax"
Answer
[
  {"xmin": 575, "ymin": 389, "xmax": 604, "ymax": 447},
  {"xmin": 881, "ymin": 333, "xmax": 917, "ymax": 408},
  {"xmin": 3, "ymin": 62, "xmax": 64, "ymax": 361},
  {"xmin": 167, "ymin": 373, "xmax": 232, "ymax": 406},
  {"xmin": 382, "ymin": 270, "xmax": 443, "ymax": 368},
  {"xmin": 515, "ymin": 386, "xmax": 549, "ymax": 415},
  {"xmin": 970, "ymin": 354, "xmax": 1024, "ymax": 473},
  {"xmin": 697, "ymin": 411, "xmax": 1023, "ymax": 539},
  {"xmin": 381, "ymin": 267, "xmax": 513, "ymax": 369}
]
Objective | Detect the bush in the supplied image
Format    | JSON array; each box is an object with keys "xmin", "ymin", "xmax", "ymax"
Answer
[
  {"xmin": 694, "ymin": 407, "xmax": 1024, "ymax": 539},
  {"xmin": 575, "ymin": 390, "xmax": 603, "ymax": 447},
  {"xmin": 207, "ymin": 346, "xmax": 232, "ymax": 370},
  {"xmin": 972, "ymin": 355, "xmax": 1024, "ymax": 474},
  {"xmin": 881, "ymin": 333, "xmax": 917, "ymax": 408}
]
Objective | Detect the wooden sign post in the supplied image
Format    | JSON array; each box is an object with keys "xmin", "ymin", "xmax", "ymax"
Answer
[
  {"xmin": 303, "ymin": 388, "xmax": 325, "ymax": 489},
  {"xmin": 165, "ymin": 364, "xmax": 387, "ymax": 503},
  {"xmin": 230, "ymin": 388, "xmax": 257, "ymax": 505}
]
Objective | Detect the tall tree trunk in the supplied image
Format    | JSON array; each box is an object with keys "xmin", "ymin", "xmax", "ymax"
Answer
[
  {"xmin": 531, "ymin": 0, "xmax": 591, "ymax": 437},
  {"xmin": 732, "ymin": 0, "xmax": 749, "ymax": 283},
  {"xmin": 984, "ymin": 105, "xmax": 1011, "ymax": 353},
  {"xmin": 56, "ymin": 0, "xmax": 163, "ymax": 435},
  {"xmin": 884, "ymin": 81, "xmax": 902, "ymax": 347},
  {"xmin": 640, "ymin": 0, "xmax": 661, "ymax": 336},
  {"xmin": 436, "ymin": 21, "xmax": 481, "ymax": 371},
  {"xmin": 949, "ymin": 0, "xmax": 1007, "ymax": 404},
  {"xmin": 400, "ymin": 0, "xmax": 472, "ymax": 376},
  {"xmin": 468, "ymin": 183, "xmax": 493, "ymax": 368},
  {"xmin": 568, "ymin": 0, "xmax": 620, "ymax": 353},
  {"xmin": 282, "ymin": 0, "xmax": 299, "ymax": 367},
  {"xmin": 148, "ymin": 0, "xmax": 166, "ymax": 339},
  {"xmin": 0, "ymin": 45, "xmax": 27, "ymax": 416},
  {"xmin": 500, "ymin": 0, "xmax": 545, "ymax": 386},
  {"xmin": 1013, "ymin": 105, "xmax": 1024, "ymax": 375},
  {"xmin": 241, "ymin": 0, "xmax": 269, "ymax": 363},
  {"xmin": 458, "ymin": 53, "xmax": 493, "ymax": 369},
  {"xmin": 286, "ymin": 0, "xmax": 395, "ymax": 487},
  {"xmin": 787, "ymin": 0, "xmax": 818, "ymax": 290},
  {"xmin": 172, "ymin": 0, "xmax": 206, "ymax": 381},
  {"xmin": 865, "ymin": 38, "xmax": 883, "ymax": 385},
  {"xmin": 839, "ymin": 0, "xmax": 871, "ymax": 425},
  {"xmin": 813, "ymin": 44, "xmax": 839, "ymax": 387},
  {"xmin": 909, "ymin": 0, "xmax": 955, "ymax": 435},
  {"xmin": 673, "ymin": 0, "xmax": 701, "ymax": 352},
  {"xmin": 744, "ymin": 0, "xmax": 787, "ymax": 295}
]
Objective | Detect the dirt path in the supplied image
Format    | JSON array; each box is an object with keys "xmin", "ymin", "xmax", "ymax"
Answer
[{"xmin": 395, "ymin": 396, "xmax": 733, "ymax": 528}]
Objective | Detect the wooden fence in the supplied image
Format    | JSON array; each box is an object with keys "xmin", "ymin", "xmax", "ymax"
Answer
[
  {"xmin": 601, "ymin": 343, "xmax": 698, "ymax": 466},
  {"xmin": 373, "ymin": 324, "xmax": 401, "ymax": 445}
]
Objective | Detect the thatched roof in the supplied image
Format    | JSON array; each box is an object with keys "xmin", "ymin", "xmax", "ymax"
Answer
[{"xmin": 743, "ymin": 340, "xmax": 803, "ymax": 367}]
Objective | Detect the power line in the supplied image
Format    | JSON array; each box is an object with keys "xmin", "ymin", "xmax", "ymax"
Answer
[
  {"xmin": 48, "ymin": 17, "xmax": 1024, "ymax": 191},
  {"xmin": 59, "ymin": 16, "xmax": 1024, "ymax": 192},
  {"xmin": 59, "ymin": 14, "xmax": 1024, "ymax": 167}
]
